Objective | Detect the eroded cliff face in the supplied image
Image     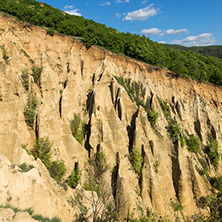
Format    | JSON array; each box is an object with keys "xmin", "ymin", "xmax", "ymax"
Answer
[{"xmin": 0, "ymin": 14, "xmax": 221, "ymax": 221}]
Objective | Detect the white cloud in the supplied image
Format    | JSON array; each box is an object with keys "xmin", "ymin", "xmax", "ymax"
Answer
[
  {"xmin": 123, "ymin": 4, "xmax": 159, "ymax": 21},
  {"xmin": 100, "ymin": 1, "xmax": 111, "ymax": 6},
  {"xmin": 170, "ymin": 33, "xmax": 216, "ymax": 46},
  {"xmin": 115, "ymin": 13, "xmax": 121, "ymax": 18},
  {"xmin": 64, "ymin": 4, "xmax": 81, "ymax": 16},
  {"xmin": 141, "ymin": 28, "xmax": 162, "ymax": 36},
  {"xmin": 141, "ymin": 0, "xmax": 149, "ymax": 4},
  {"xmin": 165, "ymin": 29, "xmax": 188, "ymax": 35},
  {"xmin": 116, "ymin": 0, "xmax": 129, "ymax": 3},
  {"xmin": 159, "ymin": 41, "xmax": 166, "ymax": 44}
]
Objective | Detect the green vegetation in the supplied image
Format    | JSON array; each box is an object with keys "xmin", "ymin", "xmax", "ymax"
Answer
[
  {"xmin": 167, "ymin": 120, "xmax": 186, "ymax": 146},
  {"xmin": 201, "ymin": 167, "xmax": 208, "ymax": 176},
  {"xmin": 114, "ymin": 76, "xmax": 158, "ymax": 126},
  {"xmin": 195, "ymin": 192, "xmax": 222, "ymax": 221},
  {"xmin": 212, "ymin": 176, "xmax": 222, "ymax": 192},
  {"xmin": 124, "ymin": 206, "xmax": 168, "ymax": 222},
  {"xmin": 208, "ymin": 137, "xmax": 220, "ymax": 166},
  {"xmin": 32, "ymin": 215, "xmax": 61, "ymax": 222},
  {"xmin": 30, "ymin": 137, "xmax": 52, "ymax": 168},
  {"xmin": 154, "ymin": 160, "xmax": 160, "ymax": 174},
  {"xmin": 24, "ymin": 94, "xmax": 38, "ymax": 128},
  {"xmin": 129, "ymin": 149, "xmax": 144, "ymax": 177},
  {"xmin": 19, "ymin": 163, "xmax": 34, "ymax": 172},
  {"xmin": 1, "ymin": 0, "xmax": 222, "ymax": 86},
  {"xmin": 31, "ymin": 66, "xmax": 43, "ymax": 86},
  {"xmin": 0, "ymin": 204, "xmax": 61, "ymax": 222},
  {"xmin": 67, "ymin": 168, "xmax": 82, "ymax": 189},
  {"xmin": 30, "ymin": 137, "xmax": 66, "ymax": 182},
  {"xmin": 21, "ymin": 68, "xmax": 29, "ymax": 91},
  {"xmin": 49, "ymin": 160, "xmax": 67, "ymax": 182},
  {"xmin": 170, "ymin": 199, "xmax": 183, "ymax": 211},
  {"xmin": 187, "ymin": 135, "xmax": 200, "ymax": 152},
  {"xmin": 164, "ymin": 44, "xmax": 222, "ymax": 59},
  {"xmin": 70, "ymin": 113, "xmax": 86, "ymax": 144},
  {"xmin": 158, "ymin": 98, "xmax": 170, "ymax": 117},
  {"xmin": 21, "ymin": 48, "xmax": 30, "ymax": 58},
  {"xmin": 88, "ymin": 148, "xmax": 109, "ymax": 178},
  {"xmin": 0, "ymin": 44, "xmax": 9, "ymax": 63}
]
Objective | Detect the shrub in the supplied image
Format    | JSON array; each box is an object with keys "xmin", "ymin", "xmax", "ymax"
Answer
[
  {"xmin": 19, "ymin": 163, "xmax": 34, "ymax": 172},
  {"xmin": 30, "ymin": 137, "xmax": 52, "ymax": 169},
  {"xmin": 21, "ymin": 68, "xmax": 29, "ymax": 91},
  {"xmin": 47, "ymin": 29, "xmax": 55, "ymax": 36},
  {"xmin": 201, "ymin": 167, "xmax": 208, "ymax": 176},
  {"xmin": 129, "ymin": 149, "xmax": 143, "ymax": 177},
  {"xmin": 24, "ymin": 94, "xmax": 38, "ymax": 128},
  {"xmin": 89, "ymin": 148, "xmax": 109, "ymax": 177},
  {"xmin": 49, "ymin": 160, "xmax": 67, "ymax": 182},
  {"xmin": 0, "ymin": 44, "xmax": 9, "ymax": 63},
  {"xmin": 212, "ymin": 176, "xmax": 222, "ymax": 192},
  {"xmin": 170, "ymin": 199, "xmax": 183, "ymax": 211},
  {"xmin": 147, "ymin": 110, "xmax": 159, "ymax": 127},
  {"xmin": 159, "ymin": 98, "xmax": 170, "ymax": 117},
  {"xmin": 208, "ymin": 138, "xmax": 220, "ymax": 166},
  {"xmin": 68, "ymin": 168, "xmax": 82, "ymax": 189},
  {"xmin": 187, "ymin": 135, "xmax": 200, "ymax": 152},
  {"xmin": 70, "ymin": 114, "xmax": 86, "ymax": 144},
  {"xmin": 31, "ymin": 66, "xmax": 43, "ymax": 86},
  {"xmin": 0, "ymin": 93, "xmax": 2, "ymax": 101},
  {"xmin": 167, "ymin": 120, "xmax": 181, "ymax": 142}
]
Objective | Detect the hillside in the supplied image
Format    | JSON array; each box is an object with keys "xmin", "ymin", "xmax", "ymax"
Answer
[
  {"xmin": 164, "ymin": 44, "xmax": 222, "ymax": 59},
  {"xmin": 0, "ymin": 0, "xmax": 222, "ymax": 87},
  {"xmin": 0, "ymin": 13, "xmax": 222, "ymax": 221}
]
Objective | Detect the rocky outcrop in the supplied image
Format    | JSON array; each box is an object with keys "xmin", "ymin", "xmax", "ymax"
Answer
[{"xmin": 0, "ymin": 14, "xmax": 221, "ymax": 221}]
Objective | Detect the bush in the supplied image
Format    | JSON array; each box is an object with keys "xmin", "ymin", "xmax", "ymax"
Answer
[
  {"xmin": 147, "ymin": 110, "xmax": 159, "ymax": 127},
  {"xmin": 21, "ymin": 69, "xmax": 29, "ymax": 91},
  {"xmin": 89, "ymin": 148, "xmax": 109, "ymax": 177},
  {"xmin": 24, "ymin": 94, "xmax": 38, "ymax": 128},
  {"xmin": 68, "ymin": 168, "xmax": 82, "ymax": 189},
  {"xmin": 70, "ymin": 114, "xmax": 86, "ymax": 144},
  {"xmin": 31, "ymin": 66, "xmax": 43, "ymax": 86},
  {"xmin": 208, "ymin": 138, "xmax": 220, "ymax": 166},
  {"xmin": 129, "ymin": 149, "xmax": 144, "ymax": 177},
  {"xmin": 212, "ymin": 176, "xmax": 222, "ymax": 192},
  {"xmin": 19, "ymin": 163, "xmax": 34, "ymax": 172},
  {"xmin": 187, "ymin": 135, "xmax": 200, "ymax": 152},
  {"xmin": 201, "ymin": 167, "xmax": 208, "ymax": 176},
  {"xmin": 167, "ymin": 120, "xmax": 181, "ymax": 142},
  {"xmin": 30, "ymin": 137, "xmax": 52, "ymax": 169},
  {"xmin": 170, "ymin": 199, "xmax": 183, "ymax": 211},
  {"xmin": 49, "ymin": 161, "xmax": 67, "ymax": 182},
  {"xmin": 0, "ymin": 44, "xmax": 9, "ymax": 63},
  {"xmin": 47, "ymin": 29, "xmax": 55, "ymax": 36}
]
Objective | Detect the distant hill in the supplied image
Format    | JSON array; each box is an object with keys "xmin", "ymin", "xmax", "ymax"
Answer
[
  {"xmin": 164, "ymin": 44, "xmax": 222, "ymax": 59},
  {"xmin": 0, "ymin": 0, "xmax": 222, "ymax": 86}
]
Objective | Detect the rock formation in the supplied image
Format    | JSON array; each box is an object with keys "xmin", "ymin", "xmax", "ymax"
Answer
[{"xmin": 0, "ymin": 14, "xmax": 221, "ymax": 221}]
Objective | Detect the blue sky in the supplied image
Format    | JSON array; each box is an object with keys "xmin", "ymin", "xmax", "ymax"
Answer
[{"xmin": 42, "ymin": 0, "xmax": 222, "ymax": 46}]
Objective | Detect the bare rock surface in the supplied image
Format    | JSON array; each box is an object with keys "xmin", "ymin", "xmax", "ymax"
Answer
[{"xmin": 0, "ymin": 14, "xmax": 221, "ymax": 221}]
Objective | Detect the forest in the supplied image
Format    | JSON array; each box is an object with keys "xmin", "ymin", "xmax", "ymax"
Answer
[
  {"xmin": 1, "ymin": 0, "xmax": 222, "ymax": 86},
  {"xmin": 164, "ymin": 44, "xmax": 222, "ymax": 59}
]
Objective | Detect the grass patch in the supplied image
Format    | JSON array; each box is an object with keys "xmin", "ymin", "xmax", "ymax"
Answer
[
  {"xmin": 19, "ymin": 163, "xmax": 34, "ymax": 172},
  {"xmin": 187, "ymin": 135, "xmax": 200, "ymax": 153},
  {"xmin": 21, "ymin": 68, "xmax": 29, "ymax": 91},
  {"xmin": 24, "ymin": 94, "xmax": 38, "ymax": 128},
  {"xmin": 70, "ymin": 113, "xmax": 86, "ymax": 144}
]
